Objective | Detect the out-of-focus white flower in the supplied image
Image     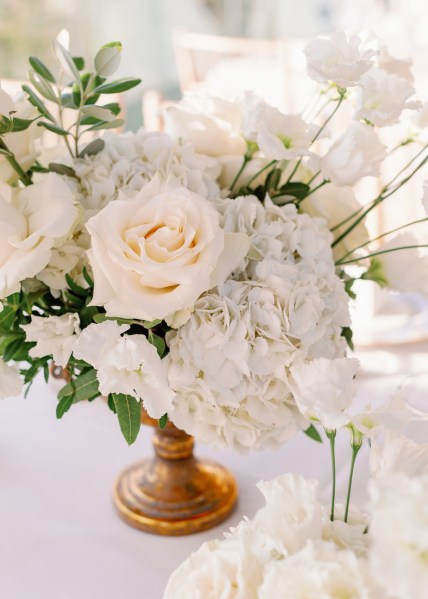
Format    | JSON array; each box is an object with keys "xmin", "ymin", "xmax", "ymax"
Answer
[
  {"xmin": 378, "ymin": 48, "xmax": 414, "ymax": 82},
  {"xmin": 322, "ymin": 504, "xmax": 370, "ymax": 557},
  {"xmin": 302, "ymin": 183, "xmax": 370, "ymax": 261},
  {"xmin": 304, "ymin": 32, "xmax": 376, "ymax": 88},
  {"xmin": 0, "ymin": 173, "xmax": 78, "ymax": 299},
  {"xmin": 259, "ymin": 540, "xmax": 377, "ymax": 599},
  {"xmin": 0, "ymin": 358, "xmax": 23, "ymax": 398},
  {"xmin": 164, "ymin": 95, "xmax": 246, "ymax": 157},
  {"xmin": 320, "ymin": 122, "xmax": 386, "ymax": 186},
  {"xmin": 22, "ymin": 313, "xmax": 81, "ymax": 368},
  {"xmin": 253, "ymin": 474, "xmax": 322, "ymax": 555},
  {"xmin": 370, "ymin": 432, "xmax": 428, "ymax": 478},
  {"xmin": 86, "ymin": 176, "xmax": 249, "ymax": 322},
  {"xmin": 370, "ymin": 472, "xmax": 428, "ymax": 599},
  {"xmin": 420, "ymin": 183, "xmax": 428, "ymax": 215},
  {"xmin": 290, "ymin": 357, "xmax": 360, "ymax": 430},
  {"xmin": 73, "ymin": 321, "xmax": 174, "ymax": 418},
  {"xmin": 242, "ymin": 93, "xmax": 311, "ymax": 160},
  {"xmin": 377, "ymin": 232, "xmax": 428, "ymax": 295},
  {"xmin": 352, "ymin": 390, "xmax": 415, "ymax": 438},
  {"xmin": 356, "ymin": 68, "xmax": 420, "ymax": 126}
]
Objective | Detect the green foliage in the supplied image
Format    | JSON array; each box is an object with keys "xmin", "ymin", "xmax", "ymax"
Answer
[
  {"xmin": 341, "ymin": 326, "xmax": 354, "ymax": 351},
  {"xmin": 158, "ymin": 413, "xmax": 168, "ymax": 429},
  {"xmin": 57, "ymin": 367, "xmax": 100, "ymax": 407},
  {"xmin": 148, "ymin": 330, "xmax": 166, "ymax": 358},
  {"xmin": 360, "ymin": 258, "xmax": 389, "ymax": 288},
  {"xmin": 304, "ymin": 424, "xmax": 323, "ymax": 443},
  {"xmin": 110, "ymin": 393, "xmax": 142, "ymax": 445}
]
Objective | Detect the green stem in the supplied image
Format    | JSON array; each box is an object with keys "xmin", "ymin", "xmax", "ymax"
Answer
[
  {"xmin": 326, "ymin": 429, "xmax": 337, "ymax": 521},
  {"xmin": 383, "ymin": 141, "xmax": 428, "ymax": 191},
  {"xmin": 230, "ymin": 155, "xmax": 249, "ymax": 192},
  {"xmin": 311, "ymin": 92, "xmax": 345, "ymax": 145},
  {"xmin": 344, "ymin": 444, "xmax": 361, "ymax": 523},
  {"xmin": 298, "ymin": 179, "xmax": 329, "ymax": 204},
  {"xmin": 245, "ymin": 159, "xmax": 277, "ymax": 188},
  {"xmin": 336, "ymin": 244, "xmax": 428, "ymax": 266},
  {"xmin": 5, "ymin": 153, "xmax": 32, "ymax": 186}
]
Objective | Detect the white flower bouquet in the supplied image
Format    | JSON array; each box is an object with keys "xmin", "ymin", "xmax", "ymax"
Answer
[{"xmin": 1, "ymin": 31, "xmax": 427, "ymax": 451}]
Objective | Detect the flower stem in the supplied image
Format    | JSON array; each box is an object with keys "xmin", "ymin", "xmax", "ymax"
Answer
[
  {"xmin": 344, "ymin": 444, "xmax": 361, "ymax": 523},
  {"xmin": 326, "ymin": 429, "xmax": 337, "ymax": 521},
  {"xmin": 230, "ymin": 155, "xmax": 249, "ymax": 192},
  {"xmin": 246, "ymin": 159, "xmax": 277, "ymax": 188},
  {"xmin": 336, "ymin": 243, "xmax": 428, "ymax": 266},
  {"xmin": 5, "ymin": 153, "xmax": 32, "ymax": 186}
]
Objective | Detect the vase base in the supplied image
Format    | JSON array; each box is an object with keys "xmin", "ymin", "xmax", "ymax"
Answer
[{"xmin": 113, "ymin": 456, "xmax": 238, "ymax": 536}]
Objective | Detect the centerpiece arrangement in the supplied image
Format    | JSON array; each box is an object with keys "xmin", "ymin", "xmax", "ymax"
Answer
[{"xmin": 1, "ymin": 30, "xmax": 428, "ymax": 534}]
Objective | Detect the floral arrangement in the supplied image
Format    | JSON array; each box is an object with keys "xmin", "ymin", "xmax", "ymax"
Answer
[
  {"xmin": 1, "ymin": 31, "xmax": 428, "ymax": 451},
  {"xmin": 164, "ymin": 375, "xmax": 428, "ymax": 599}
]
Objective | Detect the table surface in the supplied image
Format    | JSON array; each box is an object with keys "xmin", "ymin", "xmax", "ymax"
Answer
[{"xmin": 1, "ymin": 341, "xmax": 428, "ymax": 599}]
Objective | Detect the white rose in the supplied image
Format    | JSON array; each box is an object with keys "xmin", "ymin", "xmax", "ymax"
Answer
[
  {"xmin": 164, "ymin": 95, "xmax": 246, "ymax": 157},
  {"xmin": 73, "ymin": 321, "xmax": 174, "ymax": 418},
  {"xmin": 370, "ymin": 473, "xmax": 428, "ymax": 599},
  {"xmin": 320, "ymin": 123, "xmax": 386, "ymax": 186},
  {"xmin": 0, "ymin": 90, "xmax": 41, "ymax": 184},
  {"xmin": 0, "ymin": 173, "xmax": 78, "ymax": 299},
  {"xmin": 376, "ymin": 233, "xmax": 428, "ymax": 295},
  {"xmin": 0, "ymin": 358, "xmax": 23, "ymax": 398},
  {"xmin": 356, "ymin": 68, "xmax": 420, "ymax": 127},
  {"xmin": 304, "ymin": 31, "xmax": 376, "ymax": 87},
  {"xmin": 253, "ymin": 474, "xmax": 323, "ymax": 555},
  {"xmin": 86, "ymin": 177, "xmax": 249, "ymax": 321},
  {"xmin": 290, "ymin": 357, "xmax": 360, "ymax": 430},
  {"xmin": 302, "ymin": 183, "xmax": 370, "ymax": 261},
  {"xmin": 22, "ymin": 313, "xmax": 81, "ymax": 368}
]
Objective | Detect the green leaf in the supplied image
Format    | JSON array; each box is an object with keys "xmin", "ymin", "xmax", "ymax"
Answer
[
  {"xmin": 148, "ymin": 331, "xmax": 166, "ymax": 358},
  {"xmin": 112, "ymin": 393, "xmax": 141, "ymax": 445},
  {"xmin": 57, "ymin": 368, "xmax": 100, "ymax": 403},
  {"xmin": 303, "ymin": 424, "xmax": 323, "ymax": 443},
  {"xmin": 3, "ymin": 337, "xmax": 33, "ymax": 362},
  {"xmin": 82, "ymin": 266, "xmax": 94, "ymax": 288},
  {"xmin": 56, "ymin": 394, "xmax": 74, "ymax": 418},
  {"xmin": 38, "ymin": 121, "xmax": 70, "ymax": 136},
  {"xmin": 10, "ymin": 116, "xmax": 38, "ymax": 132},
  {"xmin": 29, "ymin": 56, "xmax": 56, "ymax": 83},
  {"xmin": 94, "ymin": 77, "xmax": 141, "ymax": 94},
  {"xmin": 22, "ymin": 85, "xmax": 55, "ymax": 122},
  {"xmin": 107, "ymin": 393, "xmax": 117, "ymax": 414},
  {"xmin": 343, "ymin": 276, "xmax": 357, "ymax": 301},
  {"xmin": 265, "ymin": 168, "xmax": 282, "ymax": 191},
  {"xmin": 48, "ymin": 162, "xmax": 78, "ymax": 178},
  {"xmin": 28, "ymin": 70, "xmax": 58, "ymax": 102},
  {"xmin": 71, "ymin": 83, "xmax": 81, "ymax": 109},
  {"xmin": 72, "ymin": 56, "xmax": 85, "ymax": 71},
  {"xmin": 158, "ymin": 413, "xmax": 168, "ymax": 429},
  {"xmin": 341, "ymin": 326, "xmax": 354, "ymax": 351},
  {"xmin": 52, "ymin": 40, "xmax": 81, "ymax": 83},
  {"xmin": 79, "ymin": 139, "xmax": 105, "ymax": 158},
  {"xmin": 94, "ymin": 46, "xmax": 122, "ymax": 77},
  {"xmin": 142, "ymin": 319, "xmax": 162, "ymax": 329},
  {"xmin": 81, "ymin": 105, "xmax": 115, "ymax": 122},
  {"xmin": 85, "ymin": 118, "xmax": 124, "ymax": 132},
  {"xmin": 0, "ymin": 306, "xmax": 16, "ymax": 331},
  {"xmin": 92, "ymin": 313, "xmax": 132, "ymax": 325},
  {"xmin": 276, "ymin": 182, "xmax": 310, "ymax": 200},
  {"xmin": 65, "ymin": 273, "xmax": 87, "ymax": 295}
]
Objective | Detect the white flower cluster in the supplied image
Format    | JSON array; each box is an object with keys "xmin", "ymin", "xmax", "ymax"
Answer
[{"xmin": 167, "ymin": 195, "xmax": 350, "ymax": 451}]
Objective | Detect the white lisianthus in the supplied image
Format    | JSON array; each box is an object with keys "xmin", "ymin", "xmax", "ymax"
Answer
[
  {"xmin": 356, "ymin": 68, "xmax": 420, "ymax": 126},
  {"xmin": 86, "ymin": 176, "xmax": 249, "ymax": 322},
  {"xmin": 290, "ymin": 357, "xmax": 360, "ymax": 430},
  {"xmin": 0, "ymin": 173, "xmax": 79, "ymax": 299},
  {"xmin": 352, "ymin": 390, "xmax": 415, "ymax": 438},
  {"xmin": 322, "ymin": 504, "xmax": 370, "ymax": 557},
  {"xmin": 320, "ymin": 122, "xmax": 386, "ymax": 186},
  {"xmin": 164, "ymin": 95, "xmax": 246, "ymax": 157},
  {"xmin": 0, "ymin": 88, "xmax": 41, "ymax": 184},
  {"xmin": 253, "ymin": 474, "xmax": 323, "ymax": 555},
  {"xmin": 22, "ymin": 313, "xmax": 81, "ymax": 368},
  {"xmin": 242, "ymin": 93, "xmax": 311, "ymax": 160},
  {"xmin": 304, "ymin": 31, "xmax": 376, "ymax": 87},
  {"xmin": 0, "ymin": 358, "xmax": 23, "ymax": 398},
  {"xmin": 302, "ymin": 183, "xmax": 370, "ymax": 261},
  {"xmin": 259, "ymin": 541, "xmax": 376, "ymax": 599},
  {"xmin": 370, "ymin": 432, "xmax": 428, "ymax": 479},
  {"xmin": 73, "ymin": 321, "xmax": 174, "ymax": 418},
  {"xmin": 370, "ymin": 473, "xmax": 428, "ymax": 599},
  {"xmin": 377, "ymin": 232, "xmax": 428, "ymax": 295}
]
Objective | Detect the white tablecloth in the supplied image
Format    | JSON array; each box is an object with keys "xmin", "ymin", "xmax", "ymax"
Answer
[{"xmin": 1, "ymin": 342, "xmax": 428, "ymax": 599}]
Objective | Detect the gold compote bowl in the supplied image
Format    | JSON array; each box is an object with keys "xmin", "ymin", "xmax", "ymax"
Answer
[{"xmin": 112, "ymin": 410, "xmax": 238, "ymax": 535}]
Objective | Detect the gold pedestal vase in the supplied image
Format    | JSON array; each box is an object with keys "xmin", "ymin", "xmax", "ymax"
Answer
[{"xmin": 113, "ymin": 411, "xmax": 238, "ymax": 536}]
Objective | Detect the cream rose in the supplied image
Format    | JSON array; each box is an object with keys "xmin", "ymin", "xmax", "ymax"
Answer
[
  {"xmin": 0, "ymin": 173, "xmax": 78, "ymax": 299},
  {"xmin": 86, "ymin": 177, "xmax": 249, "ymax": 321}
]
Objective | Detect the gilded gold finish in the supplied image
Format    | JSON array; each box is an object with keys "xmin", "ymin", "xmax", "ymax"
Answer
[{"xmin": 113, "ymin": 413, "xmax": 238, "ymax": 535}]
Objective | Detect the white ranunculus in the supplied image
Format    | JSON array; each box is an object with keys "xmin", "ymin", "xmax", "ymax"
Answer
[
  {"xmin": 86, "ymin": 177, "xmax": 249, "ymax": 322},
  {"xmin": 304, "ymin": 32, "xmax": 376, "ymax": 87},
  {"xmin": 253, "ymin": 474, "xmax": 323, "ymax": 555},
  {"xmin": 290, "ymin": 357, "xmax": 360, "ymax": 430},
  {"xmin": 0, "ymin": 90, "xmax": 41, "ymax": 184},
  {"xmin": 377, "ymin": 232, "xmax": 428, "ymax": 295},
  {"xmin": 164, "ymin": 95, "xmax": 246, "ymax": 157},
  {"xmin": 370, "ymin": 473, "xmax": 428, "ymax": 599},
  {"xmin": 22, "ymin": 313, "xmax": 81, "ymax": 368},
  {"xmin": 243, "ymin": 93, "xmax": 311, "ymax": 160},
  {"xmin": 0, "ymin": 173, "xmax": 79, "ymax": 299},
  {"xmin": 259, "ymin": 541, "xmax": 376, "ymax": 599},
  {"xmin": 370, "ymin": 432, "xmax": 428, "ymax": 479},
  {"xmin": 320, "ymin": 122, "xmax": 386, "ymax": 186},
  {"xmin": 356, "ymin": 68, "xmax": 420, "ymax": 127},
  {"xmin": 73, "ymin": 321, "xmax": 174, "ymax": 418},
  {"xmin": 0, "ymin": 358, "xmax": 23, "ymax": 398},
  {"xmin": 302, "ymin": 183, "xmax": 370, "ymax": 262}
]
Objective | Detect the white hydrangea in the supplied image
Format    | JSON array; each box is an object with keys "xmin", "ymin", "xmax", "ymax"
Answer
[
  {"xmin": 168, "ymin": 196, "xmax": 350, "ymax": 451},
  {"xmin": 72, "ymin": 129, "xmax": 221, "ymax": 215},
  {"xmin": 22, "ymin": 313, "xmax": 81, "ymax": 368}
]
